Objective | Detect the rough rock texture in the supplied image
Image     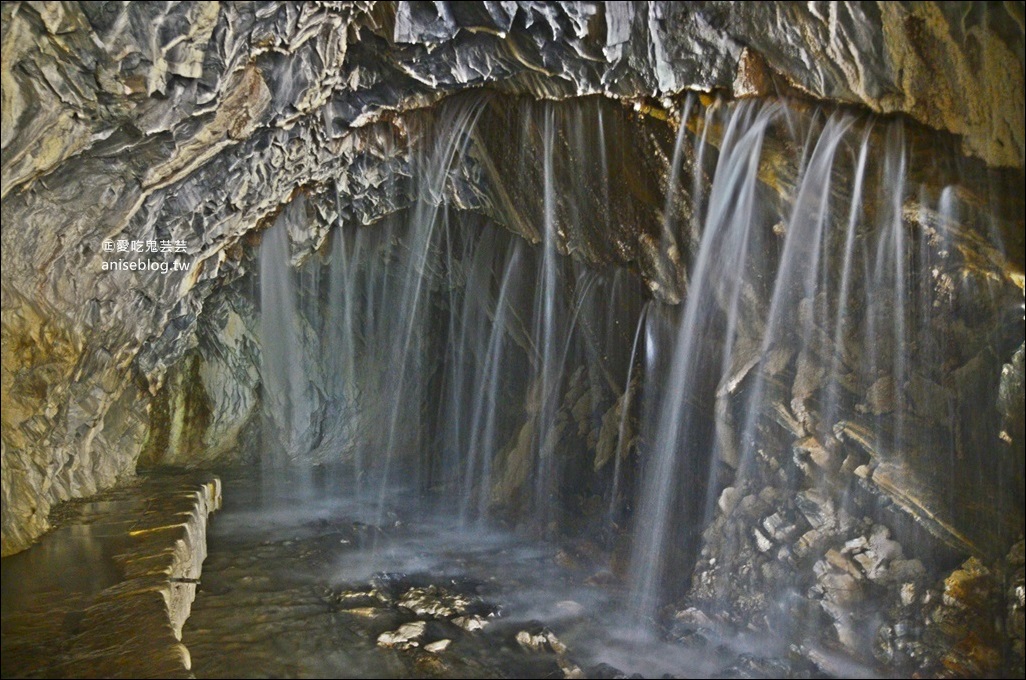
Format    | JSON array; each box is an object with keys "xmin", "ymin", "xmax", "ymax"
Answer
[
  {"xmin": 139, "ymin": 284, "xmax": 262, "ymax": 468},
  {"xmin": 0, "ymin": 0, "xmax": 1023, "ymax": 559},
  {"xmin": 0, "ymin": 471, "xmax": 221, "ymax": 678},
  {"xmin": 1, "ymin": 3, "xmax": 1023, "ymax": 677},
  {"xmin": 675, "ymin": 183, "xmax": 1024, "ymax": 669}
]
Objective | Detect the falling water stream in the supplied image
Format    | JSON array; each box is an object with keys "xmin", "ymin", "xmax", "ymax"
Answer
[{"xmin": 185, "ymin": 94, "xmax": 1023, "ymax": 678}]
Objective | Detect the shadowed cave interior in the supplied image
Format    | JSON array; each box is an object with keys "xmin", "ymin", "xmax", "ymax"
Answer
[{"xmin": 1, "ymin": 2, "xmax": 1024, "ymax": 678}]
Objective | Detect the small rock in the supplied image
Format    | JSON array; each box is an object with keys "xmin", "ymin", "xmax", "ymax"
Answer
[
  {"xmin": 717, "ymin": 486, "xmax": 740, "ymax": 515},
  {"xmin": 673, "ymin": 607, "xmax": 715, "ymax": 629},
  {"xmin": 332, "ymin": 587, "xmax": 387, "ymax": 608},
  {"xmin": 753, "ymin": 527, "xmax": 773, "ymax": 553},
  {"xmin": 545, "ymin": 631, "xmax": 568, "ymax": 655},
  {"xmin": 849, "ymin": 525, "xmax": 903, "ymax": 581},
  {"xmin": 887, "ymin": 559, "xmax": 926, "ymax": 584},
  {"xmin": 559, "ymin": 660, "xmax": 585, "ymax": 679},
  {"xmin": 516, "ymin": 630, "xmax": 549, "ymax": 652},
  {"xmin": 901, "ymin": 582, "xmax": 917, "ymax": 606},
  {"xmin": 377, "ymin": 621, "xmax": 427, "ymax": 649},
  {"xmin": 424, "ymin": 639, "xmax": 451, "ymax": 653},
  {"xmin": 342, "ymin": 606, "xmax": 380, "ymax": 618},
  {"xmin": 794, "ymin": 436, "xmax": 838, "ymax": 472},
  {"xmin": 942, "ymin": 557, "xmax": 991, "ymax": 608},
  {"xmin": 452, "ymin": 615, "xmax": 488, "ymax": 632},
  {"xmin": 809, "ymin": 445, "xmax": 838, "ymax": 471},
  {"xmin": 843, "ymin": 535, "xmax": 868, "ymax": 554},
  {"xmin": 818, "ymin": 569, "xmax": 860, "ymax": 604},
  {"xmin": 795, "ymin": 529, "xmax": 823, "ymax": 558},
  {"xmin": 414, "ymin": 653, "xmax": 447, "ymax": 674},
  {"xmin": 733, "ymin": 47, "xmax": 773, "ymax": 98},
  {"xmin": 796, "ymin": 488, "xmax": 836, "ymax": 530},
  {"xmin": 397, "ymin": 586, "xmax": 472, "ymax": 619},
  {"xmin": 738, "ymin": 494, "xmax": 765, "ymax": 517},
  {"xmin": 762, "ymin": 512, "xmax": 795, "ymax": 542}
]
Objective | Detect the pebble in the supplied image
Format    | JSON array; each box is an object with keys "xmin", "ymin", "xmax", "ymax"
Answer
[
  {"xmin": 516, "ymin": 630, "xmax": 548, "ymax": 652},
  {"xmin": 377, "ymin": 621, "xmax": 426, "ymax": 648},
  {"xmin": 424, "ymin": 639, "xmax": 451, "ymax": 653},
  {"xmin": 452, "ymin": 615, "xmax": 488, "ymax": 631}
]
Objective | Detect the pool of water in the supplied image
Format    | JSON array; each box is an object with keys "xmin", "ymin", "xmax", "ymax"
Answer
[{"xmin": 184, "ymin": 468, "xmax": 859, "ymax": 679}]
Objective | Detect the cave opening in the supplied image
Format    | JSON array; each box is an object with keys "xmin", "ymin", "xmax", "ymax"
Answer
[
  {"xmin": 2, "ymin": 2, "xmax": 1024, "ymax": 678},
  {"xmin": 159, "ymin": 92, "xmax": 1021, "ymax": 677}
]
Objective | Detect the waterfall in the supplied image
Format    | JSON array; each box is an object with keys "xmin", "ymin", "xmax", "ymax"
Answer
[
  {"xmin": 628, "ymin": 101, "xmax": 782, "ymax": 618},
  {"xmin": 252, "ymin": 94, "xmax": 1021, "ymax": 664},
  {"xmin": 609, "ymin": 301, "xmax": 650, "ymax": 523},
  {"xmin": 622, "ymin": 98, "xmax": 1021, "ymax": 655},
  {"xmin": 258, "ymin": 197, "xmax": 317, "ymax": 465}
]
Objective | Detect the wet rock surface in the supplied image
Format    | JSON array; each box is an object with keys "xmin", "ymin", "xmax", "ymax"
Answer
[
  {"xmin": 0, "ymin": 470, "xmax": 221, "ymax": 678},
  {"xmin": 1, "ymin": 3, "xmax": 1022, "ymax": 677},
  {"xmin": 2, "ymin": 0, "xmax": 1024, "ymax": 556}
]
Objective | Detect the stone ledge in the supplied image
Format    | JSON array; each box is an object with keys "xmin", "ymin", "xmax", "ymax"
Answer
[{"xmin": 0, "ymin": 471, "xmax": 221, "ymax": 678}]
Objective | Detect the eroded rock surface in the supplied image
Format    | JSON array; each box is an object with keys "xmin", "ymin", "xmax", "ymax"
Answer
[{"xmin": 2, "ymin": 1, "xmax": 1024, "ymax": 554}]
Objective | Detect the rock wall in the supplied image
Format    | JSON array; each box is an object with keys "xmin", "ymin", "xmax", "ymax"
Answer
[{"xmin": 1, "ymin": 0, "xmax": 1022, "ymax": 561}]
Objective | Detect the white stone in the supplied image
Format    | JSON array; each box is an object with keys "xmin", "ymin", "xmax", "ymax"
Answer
[{"xmin": 424, "ymin": 639, "xmax": 451, "ymax": 653}]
